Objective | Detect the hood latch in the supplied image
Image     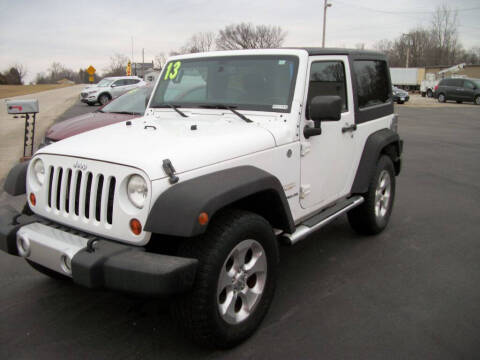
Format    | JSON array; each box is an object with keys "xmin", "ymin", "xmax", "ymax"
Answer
[{"xmin": 162, "ymin": 159, "xmax": 179, "ymax": 184}]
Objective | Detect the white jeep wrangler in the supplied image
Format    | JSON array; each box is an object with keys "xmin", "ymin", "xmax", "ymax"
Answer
[{"xmin": 1, "ymin": 48, "xmax": 402, "ymax": 348}]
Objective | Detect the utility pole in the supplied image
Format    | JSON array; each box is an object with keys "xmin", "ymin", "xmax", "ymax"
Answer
[
  {"xmin": 322, "ymin": 0, "xmax": 332, "ymax": 48},
  {"xmin": 142, "ymin": 48, "xmax": 145, "ymax": 79},
  {"xmin": 403, "ymin": 33, "xmax": 412, "ymax": 68},
  {"xmin": 131, "ymin": 37, "xmax": 134, "ymax": 75}
]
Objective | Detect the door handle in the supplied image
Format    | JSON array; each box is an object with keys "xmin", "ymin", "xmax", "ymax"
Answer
[{"xmin": 342, "ymin": 124, "xmax": 357, "ymax": 133}]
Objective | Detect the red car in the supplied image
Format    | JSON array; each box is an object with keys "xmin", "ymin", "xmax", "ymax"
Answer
[{"xmin": 43, "ymin": 86, "xmax": 153, "ymax": 145}]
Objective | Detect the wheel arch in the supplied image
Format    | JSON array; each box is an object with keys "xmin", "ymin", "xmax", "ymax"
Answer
[
  {"xmin": 351, "ymin": 128, "xmax": 402, "ymax": 194},
  {"xmin": 144, "ymin": 166, "xmax": 295, "ymax": 238},
  {"xmin": 4, "ymin": 161, "xmax": 29, "ymax": 196}
]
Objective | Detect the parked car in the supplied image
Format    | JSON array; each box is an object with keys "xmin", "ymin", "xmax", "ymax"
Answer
[
  {"xmin": 435, "ymin": 77, "xmax": 480, "ymax": 105},
  {"xmin": 3, "ymin": 48, "xmax": 402, "ymax": 348},
  {"xmin": 392, "ymin": 86, "xmax": 409, "ymax": 104},
  {"xmin": 80, "ymin": 76, "xmax": 146, "ymax": 106},
  {"xmin": 44, "ymin": 86, "xmax": 152, "ymax": 145}
]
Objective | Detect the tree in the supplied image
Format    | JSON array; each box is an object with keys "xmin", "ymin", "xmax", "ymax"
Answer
[
  {"xmin": 180, "ymin": 32, "xmax": 216, "ymax": 54},
  {"xmin": 103, "ymin": 53, "xmax": 129, "ymax": 77},
  {"xmin": 430, "ymin": 4, "xmax": 459, "ymax": 65},
  {"xmin": 0, "ymin": 63, "xmax": 27, "ymax": 84},
  {"xmin": 216, "ymin": 23, "xmax": 286, "ymax": 50},
  {"xmin": 154, "ymin": 52, "xmax": 167, "ymax": 69}
]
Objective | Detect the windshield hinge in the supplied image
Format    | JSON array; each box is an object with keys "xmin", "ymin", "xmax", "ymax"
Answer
[
  {"xmin": 300, "ymin": 142, "xmax": 311, "ymax": 157},
  {"xmin": 162, "ymin": 159, "xmax": 179, "ymax": 184}
]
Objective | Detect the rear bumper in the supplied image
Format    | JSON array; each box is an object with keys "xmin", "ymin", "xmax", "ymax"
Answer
[{"xmin": 0, "ymin": 208, "xmax": 197, "ymax": 296}]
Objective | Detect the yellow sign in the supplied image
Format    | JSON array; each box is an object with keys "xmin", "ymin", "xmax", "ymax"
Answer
[
  {"xmin": 88, "ymin": 75, "xmax": 94, "ymax": 82},
  {"xmin": 86, "ymin": 65, "xmax": 96, "ymax": 75},
  {"xmin": 126, "ymin": 61, "xmax": 132, "ymax": 76}
]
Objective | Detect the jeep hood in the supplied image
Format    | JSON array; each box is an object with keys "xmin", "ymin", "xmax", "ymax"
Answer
[{"xmin": 38, "ymin": 115, "xmax": 276, "ymax": 180}]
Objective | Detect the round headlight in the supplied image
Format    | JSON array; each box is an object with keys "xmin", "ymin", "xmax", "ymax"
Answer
[
  {"xmin": 127, "ymin": 175, "xmax": 148, "ymax": 209},
  {"xmin": 33, "ymin": 158, "xmax": 45, "ymax": 185}
]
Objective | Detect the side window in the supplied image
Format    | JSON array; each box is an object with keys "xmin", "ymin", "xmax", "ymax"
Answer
[
  {"xmin": 464, "ymin": 81, "xmax": 474, "ymax": 89},
  {"xmin": 130, "ymin": 79, "xmax": 140, "ymax": 85},
  {"xmin": 307, "ymin": 61, "xmax": 348, "ymax": 112},
  {"xmin": 354, "ymin": 60, "xmax": 390, "ymax": 109},
  {"xmin": 452, "ymin": 79, "xmax": 464, "ymax": 87},
  {"xmin": 113, "ymin": 80, "xmax": 126, "ymax": 87}
]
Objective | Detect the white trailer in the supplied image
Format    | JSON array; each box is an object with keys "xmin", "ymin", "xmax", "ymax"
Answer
[{"xmin": 390, "ymin": 68, "xmax": 420, "ymax": 87}]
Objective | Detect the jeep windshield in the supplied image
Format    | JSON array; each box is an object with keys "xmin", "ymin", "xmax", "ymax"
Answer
[{"xmin": 150, "ymin": 55, "xmax": 299, "ymax": 113}]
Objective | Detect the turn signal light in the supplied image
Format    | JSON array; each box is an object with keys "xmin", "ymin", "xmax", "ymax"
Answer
[
  {"xmin": 29, "ymin": 193, "xmax": 36, "ymax": 206},
  {"xmin": 130, "ymin": 218, "xmax": 142, "ymax": 235},
  {"xmin": 198, "ymin": 212, "xmax": 209, "ymax": 225}
]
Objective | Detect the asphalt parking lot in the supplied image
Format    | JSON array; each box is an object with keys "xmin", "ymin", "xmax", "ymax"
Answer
[{"xmin": 0, "ymin": 103, "xmax": 479, "ymax": 359}]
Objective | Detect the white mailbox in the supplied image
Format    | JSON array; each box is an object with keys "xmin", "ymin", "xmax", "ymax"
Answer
[{"xmin": 6, "ymin": 99, "xmax": 39, "ymax": 114}]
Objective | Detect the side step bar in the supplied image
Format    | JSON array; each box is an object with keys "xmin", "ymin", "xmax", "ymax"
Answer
[{"xmin": 282, "ymin": 196, "xmax": 364, "ymax": 245}]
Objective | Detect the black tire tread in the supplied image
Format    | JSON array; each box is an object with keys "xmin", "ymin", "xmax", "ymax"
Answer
[
  {"xmin": 171, "ymin": 209, "xmax": 277, "ymax": 348},
  {"xmin": 348, "ymin": 155, "xmax": 395, "ymax": 235}
]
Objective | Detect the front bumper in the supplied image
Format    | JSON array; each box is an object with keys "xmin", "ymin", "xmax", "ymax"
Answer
[{"xmin": 0, "ymin": 207, "xmax": 197, "ymax": 296}]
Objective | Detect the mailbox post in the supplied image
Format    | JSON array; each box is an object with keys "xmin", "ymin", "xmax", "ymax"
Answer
[{"xmin": 6, "ymin": 99, "xmax": 39, "ymax": 160}]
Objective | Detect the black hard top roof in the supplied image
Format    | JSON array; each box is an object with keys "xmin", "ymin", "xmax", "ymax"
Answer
[{"xmin": 286, "ymin": 47, "xmax": 386, "ymax": 59}]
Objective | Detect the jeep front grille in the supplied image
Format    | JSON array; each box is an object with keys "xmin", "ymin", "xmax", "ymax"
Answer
[{"xmin": 47, "ymin": 166, "xmax": 116, "ymax": 225}]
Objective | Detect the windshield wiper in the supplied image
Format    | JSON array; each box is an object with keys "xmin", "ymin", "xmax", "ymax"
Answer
[
  {"xmin": 109, "ymin": 111, "xmax": 142, "ymax": 115},
  {"xmin": 197, "ymin": 104, "xmax": 252, "ymax": 123},
  {"xmin": 150, "ymin": 104, "xmax": 188, "ymax": 117}
]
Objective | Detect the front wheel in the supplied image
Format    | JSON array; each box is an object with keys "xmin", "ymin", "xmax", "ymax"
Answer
[
  {"xmin": 427, "ymin": 89, "xmax": 433, "ymax": 98},
  {"xmin": 171, "ymin": 210, "xmax": 278, "ymax": 348},
  {"xmin": 475, "ymin": 95, "xmax": 480, "ymax": 105},
  {"xmin": 438, "ymin": 93, "xmax": 446, "ymax": 103},
  {"xmin": 348, "ymin": 155, "xmax": 396, "ymax": 235},
  {"xmin": 98, "ymin": 94, "xmax": 111, "ymax": 105}
]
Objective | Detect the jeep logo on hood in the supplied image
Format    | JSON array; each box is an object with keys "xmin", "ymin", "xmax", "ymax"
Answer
[{"xmin": 73, "ymin": 161, "xmax": 87, "ymax": 171}]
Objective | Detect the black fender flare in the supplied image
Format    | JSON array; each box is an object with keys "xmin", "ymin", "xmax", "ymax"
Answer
[
  {"xmin": 4, "ymin": 161, "xmax": 29, "ymax": 196},
  {"xmin": 144, "ymin": 166, "xmax": 295, "ymax": 237},
  {"xmin": 351, "ymin": 128, "xmax": 402, "ymax": 194}
]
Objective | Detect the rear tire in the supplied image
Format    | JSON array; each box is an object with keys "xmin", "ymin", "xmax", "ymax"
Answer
[
  {"xmin": 348, "ymin": 155, "xmax": 396, "ymax": 235},
  {"xmin": 421, "ymin": 92, "xmax": 426, "ymax": 97},
  {"xmin": 427, "ymin": 89, "xmax": 433, "ymax": 98},
  {"xmin": 171, "ymin": 210, "xmax": 278, "ymax": 348},
  {"xmin": 26, "ymin": 260, "xmax": 69, "ymax": 280}
]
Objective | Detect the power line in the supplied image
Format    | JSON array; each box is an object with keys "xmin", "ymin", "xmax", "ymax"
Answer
[{"xmin": 334, "ymin": 0, "xmax": 480, "ymax": 15}]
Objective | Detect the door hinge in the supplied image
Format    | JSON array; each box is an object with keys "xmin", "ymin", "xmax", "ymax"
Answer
[
  {"xmin": 300, "ymin": 184, "xmax": 311, "ymax": 199},
  {"xmin": 300, "ymin": 142, "xmax": 311, "ymax": 157}
]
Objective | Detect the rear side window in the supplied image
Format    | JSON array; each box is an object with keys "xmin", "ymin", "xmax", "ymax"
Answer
[
  {"xmin": 354, "ymin": 60, "xmax": 390, "ymax": 109},
  {"xmin": 307, "ymin": 61, "xmax": 348, "ymax": 112},
  {"xmin": 452, "ymin": 79, "xmax": 463, "ymax": 87}
]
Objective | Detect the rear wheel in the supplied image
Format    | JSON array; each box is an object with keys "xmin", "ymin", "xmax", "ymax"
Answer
[
  {"xmin": 348, "ymin": 155, "xmax": 396, "ymax": 235},
  {"xmin": 438, "ymin": 93, "xmax": 446, "ymax": 103},
  {"xmin": 171, "ymin": 210, "xmax": 278, "ymax": 348},
  {"xmin": 427, "ymin": 89, "xmax": 433, "ymax": 98}
]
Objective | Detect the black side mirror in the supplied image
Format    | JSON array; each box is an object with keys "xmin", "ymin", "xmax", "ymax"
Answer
[
  {"xmin": 304, "ymin": 95, "xmax": 342, "ymax": 139},
  {"xmin": 111, "ymin": 84, "xmax": 117, "ymax": 88},
  {"xmin": 309, "ymin": 95, "xmax": 342, "ymax": 122}
]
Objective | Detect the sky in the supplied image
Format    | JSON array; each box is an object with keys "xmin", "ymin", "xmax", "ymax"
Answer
[{"xmin": 0, "ymin": 0, "xmax": 479, "ymax": 83}]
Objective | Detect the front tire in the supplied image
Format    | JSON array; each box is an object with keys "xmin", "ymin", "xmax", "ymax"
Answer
[
  {"xmin": 474, "ymin": 95, "xmax": 480, "ymax": 105},
  {"xmin": 438, "ymin": 93, "xmax": 446, "ymax": 103},
  {"xmin": 348, "ymin": 155, "xmax": 396, "ymax": 235},
  {"xmin": 427, "ymin": 89, "xmax": 433, "ymax": 98},
  {"xmin": 98, "ymin": 94, "xmax": 111, "ymax": 105},
  {"xmin": 171, "ymin": 210, "xmax": 278, "ymax": 348}
]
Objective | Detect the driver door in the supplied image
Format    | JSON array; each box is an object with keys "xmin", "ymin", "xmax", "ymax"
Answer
[{"xmin": 300, "ymin": 56, "xmax": 357, "ymax": 210}]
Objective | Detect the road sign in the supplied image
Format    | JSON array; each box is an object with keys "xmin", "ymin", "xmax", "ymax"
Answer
[
  {"xmin": 88, "ymin": 75, "xmax": 94, "ymax": 82},
  {"xmin": 86, "ymin": 65, "xmax": 96, "ymax": 75}
]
